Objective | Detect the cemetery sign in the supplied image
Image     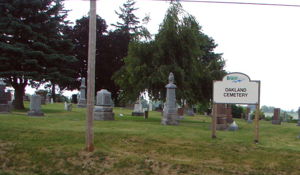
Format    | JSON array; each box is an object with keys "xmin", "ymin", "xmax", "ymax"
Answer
[{"xmin": 213, "ymin": 73, "xmax": 260, "ymax": 104}]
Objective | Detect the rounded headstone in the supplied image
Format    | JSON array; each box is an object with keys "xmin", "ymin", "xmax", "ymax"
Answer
[{"xmin": 96, "ymin": 89, "xmax": 112, "ymax": 106}]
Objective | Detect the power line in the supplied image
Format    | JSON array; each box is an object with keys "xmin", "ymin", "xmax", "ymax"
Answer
[
  {"xmin": 148, "ymin": 0, "xmax": 300, "ymax": 8},
  {"xmin": 63, "ymin": 0, "xmax": 300, "ymax": 8}
]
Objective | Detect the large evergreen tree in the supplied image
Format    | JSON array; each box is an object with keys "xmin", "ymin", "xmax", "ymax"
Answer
[
  {"xmin": 0, "ymin": 0, "xmax": 76, "ymax": 109},
  {"xmin": 114, "ymin": 2, "xmax": 225, "ymax": 105}
]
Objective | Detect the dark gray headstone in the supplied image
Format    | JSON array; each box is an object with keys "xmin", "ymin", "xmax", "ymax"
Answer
[
  {"xmin": 272, "ymin": 108, "xmax": 281, "ymax": 125},
  {"xmin": 94, "ymin": 89, "xmax": 114, "ymax": 120}
]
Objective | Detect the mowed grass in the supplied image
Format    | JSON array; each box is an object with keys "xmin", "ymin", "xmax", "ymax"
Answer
[{"xmin": 0, "ymin": 103, "xmax": 300, "ymax": 175}]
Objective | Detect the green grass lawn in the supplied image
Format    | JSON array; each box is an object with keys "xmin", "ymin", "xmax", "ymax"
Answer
[{"xmin": 0, "ymin": 103, "xmax": 299, "ymax": 175}]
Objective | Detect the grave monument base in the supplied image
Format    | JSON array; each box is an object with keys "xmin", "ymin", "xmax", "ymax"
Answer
[
  {"xmin": 132, "ymin": 112, "xmax": 144, "ymax": 116},
  {"xmin": 161, "ymin": 110, "xmax": 179, "ymax": 125},
  {"xmin": 272, "ymin": 120, "xmax": 281, "ymax": 125},
  {"xmin": 77, "ymin": 99, "xmax": 87, "ymax": 108},
  {"xmin": 27, "ymin": 111, "xmax": 44, "ymax": 116},
  {"xmin": 94, "ymin": 106, "xmax": 114, "ymax": 120},
  {"xmin": 216, "ymin": 124, "xmax": 228, "ymax": 130},
  {"xmin": 0, "ymin": 104, "xmax": 10, "ymax": 113}
]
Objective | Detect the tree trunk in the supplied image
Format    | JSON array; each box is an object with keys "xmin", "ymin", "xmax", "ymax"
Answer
[
  {"xmin": 51, "ymin": 83, "xmax": 56, "ymax": 102},
  {"xmin": 12, "ymin": 84, "xmax": 25, "ymax": 110}
]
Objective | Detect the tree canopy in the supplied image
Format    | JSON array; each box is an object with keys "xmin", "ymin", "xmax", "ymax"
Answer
[
  {"xmin": 0, "ymin": 0, "xmax": 77, "ymax": 109},
  {"xmin": 114, "ymin": 2, "xmax": 225, "ymax": 105}
]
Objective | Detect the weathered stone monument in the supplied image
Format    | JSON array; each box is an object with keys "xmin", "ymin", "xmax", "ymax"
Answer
[
  {"xmin": 225, "ymin": 104, "xmax": 233, "ymax": 123},
  {"xmin": 94, "ymin": 89, "xmax": 114, "ymax": 120},
  {"xmin": 132, "ymin": 96, "xmax": 144, "ymax": 116},
  {"xmin": 297, "ymin": 107, "xmax": 300, "ymax": 126},
  {"xmin": 77, "ymin": 78, "xmax": 87, "ymax": 108},
  {"xmin": 272, "ymin": 108, "xmax": 281, "ymax": 125},
  {"xmin": 35, "ymin": 90, "xmax": 47, "ymax": 105},
  {"xmin": 27, "ymin": 94, "xmax": 44, "ymax": 116},
  {"xmin": 0, "ymin": 80, "xmax": 10, "ymax": 113},
  {"xmin": 161, "ymin": 72, "xmax": 179, "ymax": 125},
  {"xmin": 215, "ymin": 104, "xmax": 228, "ymax": 130}
]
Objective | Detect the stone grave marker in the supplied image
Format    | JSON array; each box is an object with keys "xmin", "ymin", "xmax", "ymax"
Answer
[
  {"xmin": 225, "ymin": 104, "xmax": 233, "ymax": 123},
  {"xmin": 228, "ymin": 121, "xmax": 239, "ymax": 131},
  {"xmin": 45, "ymin": 95, "xmax": 50, "ymax": 104},
  {"xmin": 272, "ymin": 108, "xmax": 281, "ymax": 125},
  {"xmin": 215, "ymin": 104, "xmax": 228, "ymax": 130},
  {"xmin": 132, "ymin": 97, "xmax": 144, "ymax": 116},
  {"xmin": 0, "ymin": 80, "xmax": 10, "ymax": 113},
  {"xmin": 94, "ymin": 89, "xmax": 114, "ymax": 120},
  {"xmin": 161, "ymin": 72, "xmax": 179, "ymax": 125},
  {"xmin": 77, "ymin": 78, "xmax": 87, "ymax": 108},
  {"xmin": 27, "ymin": 94, "xmax": 44, "ymax": 116},
  {"xmin": 246, "ymin": 107, "xmax": 252, "ymax": 123}
]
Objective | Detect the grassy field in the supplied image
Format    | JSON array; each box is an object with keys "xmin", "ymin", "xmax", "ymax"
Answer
[{"xmin": 0, "ymin": 103, "xmax": 299, "ymax": 175}]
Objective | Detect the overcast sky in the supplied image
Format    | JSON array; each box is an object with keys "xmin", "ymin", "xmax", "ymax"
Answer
[{"xmin": 62, "ymin": 0, "xmax": 300, "ymax": 111}]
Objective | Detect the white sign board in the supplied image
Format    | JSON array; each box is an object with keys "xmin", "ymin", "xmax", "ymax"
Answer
[{"xmin": 213, "ymin": 73, "xmax": 260, "ymax": 104}]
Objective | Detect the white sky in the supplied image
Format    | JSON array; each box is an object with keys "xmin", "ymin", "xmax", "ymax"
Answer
[{"xmin": 60, "ymin": 0, "xmax": 300, "ymax": 111}]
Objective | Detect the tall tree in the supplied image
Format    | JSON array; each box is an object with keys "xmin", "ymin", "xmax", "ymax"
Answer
[
  {"xmin": 114, "ymin": 2, "xmax": 225, "ymax": 105},
  {"xmin": 0, "ymin": 0, "xmax": 76, "ymax": 109},
  {"xmin": 109, "ymin": 0, "xmax": 150, "ymax": 104}
]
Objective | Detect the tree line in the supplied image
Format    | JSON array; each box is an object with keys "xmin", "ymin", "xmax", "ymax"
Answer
[{"xmin": 0, "ymin": 0, "xmax": 225, "ymax": 110}]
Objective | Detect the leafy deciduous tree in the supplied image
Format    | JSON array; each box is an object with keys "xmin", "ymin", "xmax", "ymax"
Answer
[{"xmin": 114, "ymin": 2, "xmax": 225, "ymax": 106}]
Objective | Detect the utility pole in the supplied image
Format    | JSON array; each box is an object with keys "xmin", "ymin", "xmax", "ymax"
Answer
[{"xmin": 86, "ymin": 0, "xmax": 96, "ymax": 152}]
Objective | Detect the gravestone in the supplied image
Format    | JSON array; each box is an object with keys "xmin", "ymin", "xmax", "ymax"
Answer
[
  {"xmin": 0, "ymin": 80, "xmax": 10, "ymax": 113},
  {"xmin": 225, "ymin": 104, "xmax": 233, "ymax": 123},
  {"xmin": 185, "ymin": 106, "xmax": 195, "ymax": 116},
  {"xmin": 50, "ymin": 98, "xmax": 54, "ymax": 104},
  {"xmin": 27, "ymin": 94, "xmax": 44, "ymax": 116},
  {"xmin": 228, "ymin": 121, "xmax": 239, "ymax": 131},
  {"xmin": 161, "ymin": 72, "xmax": 179, "ymax": 125},
  {"xmin": 132, "ymin": 97, "xmax": 144, "ymax": 116},
  {"xmin": 64, "ymin": 102, "xmax": 68, "ymax": 110},
  {"xmin": 272, "ymin": 108, "xmax": 281, "ymax": 125},
  {"xmin": 246, "ymin": 107, "xmax": 252, "ymax": 123},
  {"xmin": 35, "ymin": 90, "xmax": 46, "ymax": 105},
  {"xmin": 77, "ymin": 78, "xmax": 87, "ymax": 108},
  {"xmin": 177, "ymin": 107, "xmax": 184, "ymax": 120},
  {"xmin": 66, "ymin": 103, "xmax": 72, "ymax": 111},
  {"xmin": 216, "ymin": 104, "xmax": 228, "ymax": 130},
  {"xmin": 45, "ymin": 95, "xmax": 50, "ymax": 104},
  {"xmin": 94, "ymin": 89, "xmax": 114, "ymax": 120},
  {"xmin": 297, "ymin": 107, "xmax": 300, "ymax": 126}
]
